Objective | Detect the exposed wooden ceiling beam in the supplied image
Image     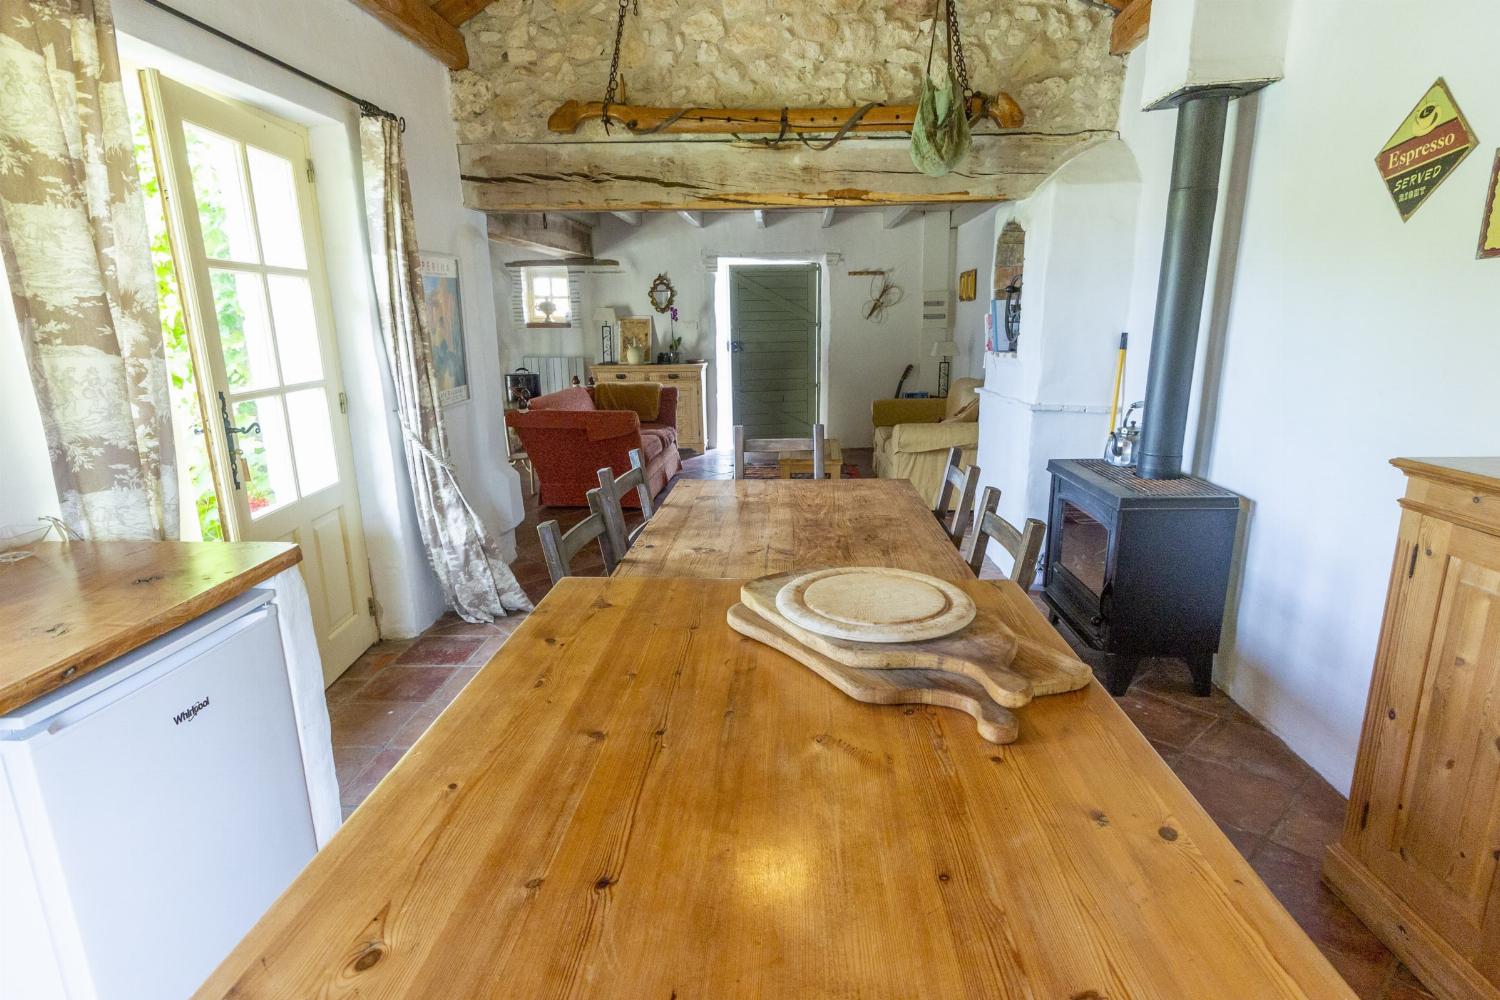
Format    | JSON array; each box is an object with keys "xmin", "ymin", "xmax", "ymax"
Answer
[
  {"xmin": 1110, "ymin": 0, "xmax": 1151, "ymax": 55},
  {"xmin": 431, "ymin": 0, "xmax": 492, "ymax": 26},
  {"xmin": 611, "ymin": 211, "xmax": 642, "ymax": 226},
  {"xmin": 346, "ymin": 0, "xmax": 468, "ymax": 68},
  {"xmin": 678, "ymin": 210, "xmax": 705, "ymax": 227},
  {"xmin": 459, "ymin": 132, "xmax": 1111, "ymax": 212},
  {"xmin": 821, "ymin": 207, "xmax": 837, "ymax": 228},
  {"xmin": 485, "ymin": 213, "xmax": 592, "ymax": 258}
]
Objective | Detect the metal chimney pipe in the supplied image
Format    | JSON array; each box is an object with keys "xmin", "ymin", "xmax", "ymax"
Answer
[{"xmin": 1136, "ymin": 92, "xmax": 1231, "ymax": 480}]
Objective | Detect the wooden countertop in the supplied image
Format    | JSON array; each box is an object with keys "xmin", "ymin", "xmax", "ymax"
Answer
[
  {"xmin": 1392, "ymin": 456, "xmax": 1500, "ymax": 492},
  {"xmin": 616, "ymin": 479, "xmax": 974, "ymax": 581},
  {"xmin": 0, "ymin": 541, "xmax": 301, "ymax": 715},
  {"xmin": 197, "ymin": 576, "xmax": 1353, "ymax": 998}
]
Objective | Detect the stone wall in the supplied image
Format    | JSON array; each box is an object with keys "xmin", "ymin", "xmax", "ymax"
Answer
[{"xmin": 451, "ymin": 0, "xmax": 1125, "ymax": 144}]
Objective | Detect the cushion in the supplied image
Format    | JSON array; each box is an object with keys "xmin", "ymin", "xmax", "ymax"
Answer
[
  {"xmin": 639, "ymin": 427, "xmax": 669, "ymax": 461},
  {"xmin": 594, "ymin": 381, "xmax": 661, "ymax": 421},
  {"xmin": 527, "ymin": 386, "xmax": 595, "ymax": 412},
  {"xmin": 941, "ymin": 396, "xmax": 980, "ymax": 423}
]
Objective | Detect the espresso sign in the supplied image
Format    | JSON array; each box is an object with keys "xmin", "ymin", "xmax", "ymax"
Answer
[
  {"xmin": 1480, "ymin": 151, "xmax": 1500, "ymax": 259},
  {"xmin": 1376, "ymin": 78, "xmax": 1477, "ymax": 221}
]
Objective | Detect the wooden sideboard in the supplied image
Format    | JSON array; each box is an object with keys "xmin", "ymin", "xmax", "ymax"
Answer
[
  {"xmin": 1325, "ymin": 457, "xmax": 1500, "ymax": 1000},
  {"xmin": 590, "ymin": 362, "xmax": 708, "ymax": 452}
]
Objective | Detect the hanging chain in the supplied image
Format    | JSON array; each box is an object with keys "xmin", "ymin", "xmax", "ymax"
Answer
[
  {"xmin": 945, "ymin": 0, "xmax": 972, "ymax": 99},
  {"xmin": 601, "ymin": 0, "xmax": 636, "ymax": 129}
]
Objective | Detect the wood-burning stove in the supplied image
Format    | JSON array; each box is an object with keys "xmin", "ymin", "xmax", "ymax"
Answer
[{"xmin": 1042, "ymin": 459, "xmax": 1243, "ymax": 696}]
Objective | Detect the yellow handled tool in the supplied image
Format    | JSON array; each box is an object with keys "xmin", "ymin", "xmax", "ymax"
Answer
[{"xmin": 1107, "ymin": 332, "xmax": 1128, "ymax": 433}]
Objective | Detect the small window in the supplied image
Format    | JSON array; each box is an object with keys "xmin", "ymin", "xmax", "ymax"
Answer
[{"xmin": 524, "ymin": 267, "xmax": 571, "ymax": 326}]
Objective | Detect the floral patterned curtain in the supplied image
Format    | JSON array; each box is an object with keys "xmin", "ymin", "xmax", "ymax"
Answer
[
  {"xmin": 0, "ymin": 0, "xmax": 177, "ymax": 539},
  {"xmin": 359, "ymin": 115, "xmax": 531, "ymax": 620}
]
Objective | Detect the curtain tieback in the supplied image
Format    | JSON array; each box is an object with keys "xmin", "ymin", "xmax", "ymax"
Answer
[{"xmin": 398, "ymin": 421, "xmax": 456, "ymax": 472}]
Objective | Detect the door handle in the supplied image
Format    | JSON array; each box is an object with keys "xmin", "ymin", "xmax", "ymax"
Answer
[{"xmin": 217, "ymin": 391, "xmax": 260, "ymax": 491}]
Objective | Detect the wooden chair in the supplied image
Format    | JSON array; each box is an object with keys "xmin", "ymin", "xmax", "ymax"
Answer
[
  {"xmin": 595, "ymin": 448, "xmax": 654, "ymax": 558},
  {"xmin": 964, "ymin": 485, "xmax": 1047, "ymax": 591},
  {"xmin": 932, "ymin": 446, "xmax": 980, "ymax": 547},
  {"xmin": 733, "ymin": 423, "xmax": 827, "ymax": 480},
  {"xmin": 537, "ymin": 488, "xmax": 618, "ymax": 586}
]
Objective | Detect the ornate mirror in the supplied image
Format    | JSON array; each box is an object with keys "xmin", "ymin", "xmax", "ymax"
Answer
[{"xmin": 647, "ymin": 272, "xmax": 676, "ymax": 313}]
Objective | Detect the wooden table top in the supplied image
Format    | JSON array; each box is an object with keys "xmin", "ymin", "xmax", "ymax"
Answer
[
  {"xmin": 0, "ymin": 540, "xmax": 300, "ymax": 715},
  {"xmin": 615, "ymin": 478, "xmax": 973, "ymax": 581},
  {"xmin": 197, "ymin": 576, "xmax": 1351, "ymax": 998}
]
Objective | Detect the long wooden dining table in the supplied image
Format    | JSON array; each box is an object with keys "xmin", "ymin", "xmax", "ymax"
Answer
[{"xmin": 197, "ymin": 479, "xmax": 1353, "ymax": 998}]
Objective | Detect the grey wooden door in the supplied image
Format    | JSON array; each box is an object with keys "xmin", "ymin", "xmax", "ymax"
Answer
[{"xmin": 728, "ymin": 265, "xmax": 819, "ymax": 438}]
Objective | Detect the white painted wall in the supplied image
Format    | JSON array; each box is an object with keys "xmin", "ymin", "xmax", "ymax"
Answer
[
  {"xmin": 532, "ymin": 210, "xmax": 974, "ymax": 449},
  {"xmin": 974, "ymin": 142, "xmax": 1142, "ymax": 530},
  {"xmin": 0, "ymin": 0, "xmax": 523, "ymax": 638},
  {"xmin": 1103, "ymin": 0, "xmax": 1500, "ymax": 790}
]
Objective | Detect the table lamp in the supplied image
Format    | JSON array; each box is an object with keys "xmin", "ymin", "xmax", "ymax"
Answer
[
  {"xmin": 593, "ymin": 307, "xmax": 618, "ymax": 364},
  {"xmin": 930, "ymin": 340, "xmax": 959, "ymax": 397}
]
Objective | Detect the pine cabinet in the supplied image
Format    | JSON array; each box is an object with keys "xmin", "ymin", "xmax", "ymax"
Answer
[
  {"xmin": 1325, "ymin": 458, "xmax": 1500, "ymax": 1000},
  {"xmin": 589, "ymin": 362, "xmax": 709, "ymax": 453}
]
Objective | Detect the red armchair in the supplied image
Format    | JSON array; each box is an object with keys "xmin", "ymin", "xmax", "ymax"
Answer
[{"xmin": 505, "ymin": 385, "xmax": 682, "ymax": 507}]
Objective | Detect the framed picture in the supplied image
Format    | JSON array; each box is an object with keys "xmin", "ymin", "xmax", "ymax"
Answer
[
  {"xmin": 619, "ymin": 316, "xmax": 654, "ymax": 364},
  {"xmin": 957, "ymin": 268, "xmax": 978, "ymax": 302},
  {"xmin": 1479, "ymin": 150, "xmax": 1500, "ymax": 260},
  {"xmin": 418, "ymin": 253, "xmax": 470, "ymax": 406}
]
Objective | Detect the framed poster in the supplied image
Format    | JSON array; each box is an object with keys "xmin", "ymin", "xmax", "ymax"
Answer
[
  {"xmin": 957, "ymin": 268, "xmax": 978, "ymax": 301},
  {"xmin": 1375, "ymin": 78, "xmax": 1477, "ymax": 222},
  {"xmin": 1479, "ymin": 150, "xmax": 1500, "ymax": 260},
  {"xmin": 418, "ymin": 252, "xmax": 470, "ymax": 406},
  {"xmin": 619, "ymin": 316, "xmax": 654, "ymax": 364}
]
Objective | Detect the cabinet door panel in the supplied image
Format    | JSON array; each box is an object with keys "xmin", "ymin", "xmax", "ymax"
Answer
[{"xmin": 1361, "ymin": 518, "xmax": 1500, "ymax": 957}]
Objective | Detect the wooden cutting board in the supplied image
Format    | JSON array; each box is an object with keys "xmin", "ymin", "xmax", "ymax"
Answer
[
  {"xmin": 742, "ymin": 571, "xmax": 1091, "ymax": 708},
  {"xmin": 727, "ymin": 604, "xmax": 1019, "ymax": 744},
  {"xmin": 774, "ymin": 567, "xmax": 976, "ymax": 642}
]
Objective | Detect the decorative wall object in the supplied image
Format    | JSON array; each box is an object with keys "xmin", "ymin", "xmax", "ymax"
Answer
[
  {"xmin": 957, "ymin": 268, "xmax": 978, "ymax": 301},
  {"xmin": 1375, "ymin": 78, "xmax": 1477, "ymax": 222},
  {"xmin": 648, "ymin": 273, "xmax": 676, "ymax": 313},
  {"xmin": 418, "ymin": 253, "xmax": 471, "ymax": 406},
  {"xmin": 620, "ymin": 316, "xmax": 654, "ymax": 365},
  {"xmin": 1479, "ymin": 150, "xmax": 1500, "ymax": 259}
]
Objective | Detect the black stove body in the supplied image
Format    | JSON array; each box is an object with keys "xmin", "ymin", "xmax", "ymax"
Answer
[{"xmin": 1041, "ymin": 459, "xmax": 1244, "ymax": 696}]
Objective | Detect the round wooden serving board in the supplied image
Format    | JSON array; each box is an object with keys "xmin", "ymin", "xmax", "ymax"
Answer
[{"xmin": 775, "ymin": 567, "xmax": 976, "ymax": 643}]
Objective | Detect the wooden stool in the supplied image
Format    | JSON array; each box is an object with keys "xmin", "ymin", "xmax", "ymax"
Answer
[{"xmin": 778, "ymin": 439, "xmax": 843, "ymax": 479}]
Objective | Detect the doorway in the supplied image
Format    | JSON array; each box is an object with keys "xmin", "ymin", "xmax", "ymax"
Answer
[
  {"xmin": 134, "ymin": 71, "xmax": 377, "ymax": 682},
  {"xmin": 725, "ymin": 264, "xmax": 821, "ymax": 438}
]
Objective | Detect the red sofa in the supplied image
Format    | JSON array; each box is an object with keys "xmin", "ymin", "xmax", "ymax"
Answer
[{"xmin": 505, "ymin": 385, "xmax": 681, "ymax": 508}]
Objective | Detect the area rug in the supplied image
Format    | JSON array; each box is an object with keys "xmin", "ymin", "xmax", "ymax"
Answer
[{"xmin": 743, "ymin": 463, "xmax": 861, "ymax": 480}]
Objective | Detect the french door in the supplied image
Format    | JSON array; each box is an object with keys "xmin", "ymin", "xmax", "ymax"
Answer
[{"xmin": 142, "ymin": 71, "xmax": 377, "ymax": 682}]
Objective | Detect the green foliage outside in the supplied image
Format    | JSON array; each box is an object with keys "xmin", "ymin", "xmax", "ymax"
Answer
[{"xmin": 131, "ymin": 112, "xmax": 279, "ymax": 535}]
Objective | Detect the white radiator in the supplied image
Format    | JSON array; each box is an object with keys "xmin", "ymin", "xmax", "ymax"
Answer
[{"xmin": 520, "ymin": 355, "xmax": 590, "ymax": 395}]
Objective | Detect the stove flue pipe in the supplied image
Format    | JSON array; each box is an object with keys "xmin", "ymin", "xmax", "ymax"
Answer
[{"xmin": 1136, "ymin": 91, "xmax": 1232, "ymax": 480}]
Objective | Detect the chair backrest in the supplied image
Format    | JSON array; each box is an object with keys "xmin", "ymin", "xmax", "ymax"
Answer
[
  {"xmin": 595, "ymin": 448, "xmax": 653, "ymax": 557},
  {"xmin": 734, "ymin": 423, "xmax": 827, "ymax": 480},
  {"xmin": 932, "ymin": 446, "xmax": 980, "ymax": 546},
  {"xmin": 964, "ymin": 485, "xmax": 1047, "ymax": 591},
  {"xmin": 537, "ymin": 488, "xmax": 618, "ymax": 586}
]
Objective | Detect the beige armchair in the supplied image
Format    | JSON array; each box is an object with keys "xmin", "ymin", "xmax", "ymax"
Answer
[{"xmin": 872, "ymin": 377, "xmax": 982, "ymax": 506}]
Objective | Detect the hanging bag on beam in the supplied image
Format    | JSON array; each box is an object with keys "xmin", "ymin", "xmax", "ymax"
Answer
[{"xmin": 910, "ymin": 0, "xmax": 972, "ymax": 176}]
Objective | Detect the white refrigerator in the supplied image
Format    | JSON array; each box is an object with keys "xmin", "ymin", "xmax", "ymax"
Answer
[{"xmin": 0, "ymin": 589, "xmax": 318, "ymax": 999}]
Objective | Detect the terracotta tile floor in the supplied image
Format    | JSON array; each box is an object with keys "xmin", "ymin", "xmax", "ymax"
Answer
[{"xmin": 326, "ymin": 447, "xmax": 1433, "ymax": 1000}]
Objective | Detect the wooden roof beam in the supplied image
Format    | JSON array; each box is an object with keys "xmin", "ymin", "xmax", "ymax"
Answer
[
  {"xmin": 431, "ymin": 0, "xmax": 493, "ymax": 26},
  {"xmin": 486, "ymin": 213, "xmax": 592, "ymax": 258},
  {"xmin": 347, "ymin": 0, "xmax": 468, "ymax": 68},
  {"xmin": 1110, "ymin": 0, "xmax": 1151, "ymax": 55}
]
